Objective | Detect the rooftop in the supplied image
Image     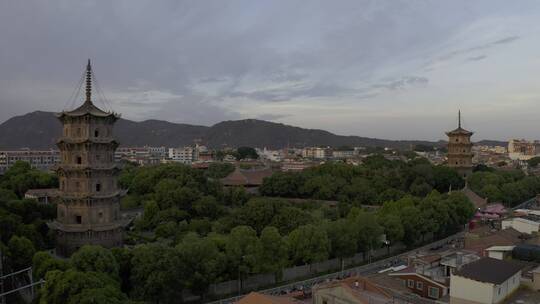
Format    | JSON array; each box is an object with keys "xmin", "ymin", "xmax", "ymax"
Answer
[
  {"xmin": 221, "ymin": 167, "xmax": 273, "ymax": 186},
  {"xmin": 453, "ymin": 257, "xmax": 524, "ymax": 284}
]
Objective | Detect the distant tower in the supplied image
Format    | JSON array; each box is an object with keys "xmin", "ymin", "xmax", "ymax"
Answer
[
  {"xmin": 446, "ymin": 110, "xmax": 474, "ymax": 178},
  {"xmin": 51, "ymin": 60, "xmax": 125, "ymax": 256}
]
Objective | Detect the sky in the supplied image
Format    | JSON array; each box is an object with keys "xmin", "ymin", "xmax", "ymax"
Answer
[{"xmin": 1, "ymin": 1, "xmax": 540, "ymax": 141}]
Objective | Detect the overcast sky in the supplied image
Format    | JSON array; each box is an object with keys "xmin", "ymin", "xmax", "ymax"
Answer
[{"xmin": 1, "ymin": 1, "xmax": 540, "ymax": 141}]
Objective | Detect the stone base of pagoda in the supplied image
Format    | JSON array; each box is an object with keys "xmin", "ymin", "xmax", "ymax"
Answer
[{"xmin": 52, "ymin": 224, "xmax": 124, "ymax": 257}]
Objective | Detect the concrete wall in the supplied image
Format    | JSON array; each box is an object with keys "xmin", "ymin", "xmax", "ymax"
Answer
[
  {"xmin": 450, "ymin": 275, "xmax": 495, "ymax": 304},
  {"xmin": 502, "ymin": 218, "xmax": 539, "ymax": 234},
  {"xmin": 450, "ymin": 271, "xmax": 521, "ymax": 304}
]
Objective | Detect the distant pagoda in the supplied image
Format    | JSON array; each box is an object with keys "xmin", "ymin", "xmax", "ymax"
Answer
[
  {"xmin": 50, "ymin": 60, "xmax": 126, "ymax": 256},
  {"xmin": 446, "ymin": 110, "xmax": 474, "ymax": 178}
]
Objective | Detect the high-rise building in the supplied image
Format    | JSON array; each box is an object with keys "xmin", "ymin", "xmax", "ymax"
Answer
[
  {"xmin": 446, "ymin": 111, "xmax": 474, "ymax": 178},
  {"xmin": 50, "ymin": 60, "xmax": 125, "ymax": 256}
]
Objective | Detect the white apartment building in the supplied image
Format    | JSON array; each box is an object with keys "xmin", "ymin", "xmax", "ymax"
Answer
[
  {"xmin": 302, "ymin": 147, "xmax": 331, "ymax": 159},
  {"xmin": 168, "ymin": 146, "xmax": 195, "ymax": 164},
  {"xmin": 257, "ymin": 148, "xmax": 282, "ymax": 162}
]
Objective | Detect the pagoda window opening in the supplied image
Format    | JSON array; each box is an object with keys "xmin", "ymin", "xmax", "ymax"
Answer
[
  {"xmin": 77, "ymin": 128, "xmax": 81, "ymax": 136},
  {"xmin": 75, "ymin": 215, "xmax": 82, "ymax": 224},
  {"xmin": 76, "ymin": 156, "xmax": 82, "ymax": 164},
  {"xmin": 96, "ymin": 183, "xmax": 101, "ymax": 192},
  {"xmin": 94, "ymin": 129, "xmax": 99, "ymax": 137}
]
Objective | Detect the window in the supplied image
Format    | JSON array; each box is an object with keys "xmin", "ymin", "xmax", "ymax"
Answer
[
  {"xmin": 75, "ymin": 181, "xmax": 80, "ymax": 190},
  {"xmin": 76, "ymin": 156, "xmax": 82, "ymax": 164},
  {"xmin": 416, "ymin": 281, "xmax": 423, "ymax": 290},
  {"xmin": 96, "ymin": 183, "xmax": 101, "ymax": 192},
  {"xmin": 498, "ymin": 287, "xmax": 501, "ymax": 295},
  {"xmin": 75, "ymin": 215, "xmax": 82, "ymax": 224},
  {"xmin": 407, "ymin": 280, "xmax": 414, "ymax": 288},
  {"xmin": 98, "ymin": 212, "xmax": 103, "ymax": 218},
  {"xmin": 428, "ymin": 287, "xmax": 439, "ymax": 299},
  {"xmin": 77, "ymin": 128, "xmax": 81, "ymax": 136},
  {"xmin": 94, "ymin": 129, "xmax": 99, "ymax": 137},
  {"xmin": 96, "ymin": 154, "xmax": 100, "ymax": 161}
]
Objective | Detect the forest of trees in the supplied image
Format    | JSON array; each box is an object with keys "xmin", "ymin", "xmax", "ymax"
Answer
[
  {"xmin": 260, "ymin": 155, "xmax": 466, "ymax": 204},
  {"xmin": 0, "ymin": 157, "xmax": 476, "ymax": 303},
  {"xmin": 468, "ymin": 166, "xmax": 540, "ymax": 206}
]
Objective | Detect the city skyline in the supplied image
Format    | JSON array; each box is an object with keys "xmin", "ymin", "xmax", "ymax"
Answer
[{"xmin": 2, "ymin": 1, "xmax": 540, "ymax": 141}]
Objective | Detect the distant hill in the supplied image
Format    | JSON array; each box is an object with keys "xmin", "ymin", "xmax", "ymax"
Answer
[{"xmin": 0, "ymin": 111, "xmax": 499, "ymax": 150}]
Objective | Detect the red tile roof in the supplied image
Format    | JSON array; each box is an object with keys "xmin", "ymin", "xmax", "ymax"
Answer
[{"xmin": 221, "ymin": 167, "xmax": 273, "ymax": 186}]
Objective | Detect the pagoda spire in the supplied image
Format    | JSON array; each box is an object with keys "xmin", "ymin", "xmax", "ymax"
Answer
[
  {"xmin": 458, "ymin": 110, "xmax": 461, "ymax": 128},
  {"xmin": 85, "ymin": 59, "xmax": 92, "ymax": 105}
]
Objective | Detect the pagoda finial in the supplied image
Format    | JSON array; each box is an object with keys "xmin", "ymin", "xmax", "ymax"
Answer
[
  {"xmin": 458, "ymin": 110, "xmax": 461, "ymax": 128},
  {"xmin": 85, "ymin": 59, "xmax": 92, "ymax": 104}
]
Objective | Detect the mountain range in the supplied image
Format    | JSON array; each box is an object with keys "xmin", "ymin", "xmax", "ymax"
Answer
[{"xmin": 0, "ymin": 111, "xmax": 505, "ymax": 150}]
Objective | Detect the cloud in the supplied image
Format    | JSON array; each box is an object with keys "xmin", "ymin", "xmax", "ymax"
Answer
[
  {"xmin": 372, "ymin": 76, "xmax": 429, "ymax": 91},
  {"xmin": 427, "ymin": 35, "xmax": 520, "ymax": 69},
  {"xmin": 465, "ymin": 55, "xmax": 487, "ymax": 62}
]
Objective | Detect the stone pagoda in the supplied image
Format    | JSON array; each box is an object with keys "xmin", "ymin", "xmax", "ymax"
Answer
[
  {"xmin": 51, "ymin": 60, "xmax": 125, "ymax": 256},
  {"xmin": 446, "ymin": 110, "xmax": 474, "ymax": 178}
]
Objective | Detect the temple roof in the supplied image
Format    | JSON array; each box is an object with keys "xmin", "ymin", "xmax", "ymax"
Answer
[
  {"xmin": 58, "ymin": 101, "xmax": 116, "ymax": 118},
  {"xmin": 446, "ymin": 127, "xmax": 473, "ymax": 136}
]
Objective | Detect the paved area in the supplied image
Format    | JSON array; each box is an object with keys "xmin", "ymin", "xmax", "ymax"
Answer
[{"xmin": 505, "ymin": 288, "xmax": 540, "ymax": 304}]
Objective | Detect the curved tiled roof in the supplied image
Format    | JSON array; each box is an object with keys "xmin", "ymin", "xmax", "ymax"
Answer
[
  {"xmin": 446, "ymin": 127, "xmax": 473, "ymax": 136},
  {"xmin": 57, "ymin": 100, "xmax": 117, "ymax": 118}
]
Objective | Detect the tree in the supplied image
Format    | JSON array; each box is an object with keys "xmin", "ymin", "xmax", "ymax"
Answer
[
  {"xmin": 236, "ymin": 147, "xmax": 259, "ymax": 160},
  {"xmin": 7, "ymin": 235, "xmax": 35, "ymax": 270},
  {"xmin": 130, "ymin": 243, "xmax": 182, "ymax": 303},
  {"xmin": 39, "ymin": 269, "xmax": 127, "ymax": 304},
  {"xmin": 205, "ymin": 163, "xmax": 235, "ymax": 179},
  {"xmin": 176, "ymin": 233, "xmax": 225, "ymax": 297},
  {"xmin": 528, "ymin": 156, "xmax": 540, "ymax": 168},
  {"xmin": 399, "ymin": 206, "xmax": 424, "ymax": 246},
  {"xmin": 347, "ymin": 209, "xmax": 383, "ymax": 253},
  {"xmin": 225, "ymin": 226, "xmax": 260, "ymax": 278},
  {"xmin": 325, "ymin": 219, "xmax": 357, "ymax": 260},
  {"xmin": 33, "ymin": 251, "xmax": 69, "ymax": 280},
  {"xmin": 255, "ymin": 227, "xmax": 289, "ymax": 277},
  {"xmin": 270, "ymin": 206, "xmax": 311, "ymax": 235},
  {"xmin": 192, "ymin": 195, "xmax": 222, "ymax": 219},
  {"xmin": 71, "ymin": 245, "xmax": 119, "ymax": 278},
  {"xmin": 378, "ymin": 214, "xmax": 404, "ymax": 244},
  {"xmin": 286, "ymin": 224, "xmax": 330, "ymax": 265}
]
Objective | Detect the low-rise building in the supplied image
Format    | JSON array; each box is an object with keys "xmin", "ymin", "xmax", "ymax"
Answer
[
  {"xmin": 302, "ymin": 147, "xmax": 331, "ymax": 159},
  {"xmin": 484, "ymin": 246, "xmax": 515, "ymax": 260},
  {"xmin": 281, "ymin": 159, "xmax": 317, "ymax": 172},
  {"xmin": 389, "ymin": 267, "xmax": 448, "ymax": 300},
  {"xmin": 449, "ymin": 257, "xmax": 523, "ymax": 304},
  {"xmin": 24, "ymin": 188, "xmax": 60, "ymax": 204},
  {"xmin": 0, "ymin": 149, "xmax": 60, "ymax": 174},
  {"xmin": 168, "ymin": 146, "xmax": 196, "ymax": 164},
  {"xmin": 220, "ymin": 167, "xmax": 273, "ymax": 193},
  {"xmin": 502, "ymin": 216, "xmax": 540, "ymax": 235}
]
